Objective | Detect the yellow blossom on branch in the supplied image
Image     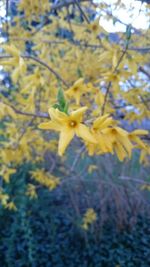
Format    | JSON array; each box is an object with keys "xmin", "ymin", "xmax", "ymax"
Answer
[
  {"xmin": 6, "ymin": 201, "xmax": 17, "ymax": 211},
  {"xmin": 30, "ymin": 169, "xmax": 60, "ymax": 190},
  {"xmin": 128, "ymin": 129, "xmax": 148, "ymax": 149},
  {"xmin": 26, "ymin": 184, "xmax": 38, "ymax": 199},
  {"xmin": 39, "ymin": 107, "xmax": 96, "ymax": 156},
  {"xmin": 0, "ymin": 166, "xmax": 16, "ymax": 183},
  {"xmin": 82, "ymin": 208, "xmax": 97, "ymax": 230},
  {"xmin": 0, "ymin": 189, "xmax": 9, "ymax": 207},
  {"xmin": 65, "ymin": 78, "xmax": 88, "ymax": 105},
  {"xmin": 2, "ymin": 44, "xmax": 26, "ymax": 83},
  {"xmin": 87, "ymin": 17, "xmax": 107, "ymax": 36}
]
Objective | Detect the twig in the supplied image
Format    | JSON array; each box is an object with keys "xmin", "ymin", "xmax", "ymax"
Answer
[
  {"xmin": 70, "ymin": 145, "xmax": 85, "ymax": 172},
  {"xmin": 139, "ymin": 66, "xmax": 150, "ymax": 79},
  {"xmin": 102, "ymin": 9, "xmax": 142, "ymax": 35},
  {"xmin": 6, "ymin": 0, "xmax": 9, "ymax": 40},
  {"xmin": 30, "ymin": 0, "xmax": 91, "ymax": 34},
  {"xmin": 23, "ymin": 55, "xmax": 69, "ymax": 87},
  {"xmin": 65, "ymin": 0, "xmax": 74, "ymax": 33},
  {"xmin": 74, "ymin": 0, "xmax": 90, "ymax": 24},
  {"xmin": 139, "ymin": 95, "xmax": 150, "ymax": 111},
  {"xmin": 101, "ymin": 82, "xmax": 111, "ymax": 116},
  {"xmin": 130, "ymin": 47, "xmax": 150, "ymax": 53},
  {"xmin": 8, "ymin": 38, "xmax": 150, "ymax": 53},
  {"xmin": 119, "ymin": 176, "xmax": 150, "ymax": 186},
  {"xmin": 101, "ymin": 45, "xmax": 129, "ymax": 115},
  {"xmin": 51, "ymin": 0, "xmax": 90, "ymax": 11},
  {"xmin": 0, "ymin": 54, "xmax": 69, "ymax": 87},
  {"xmin": 1, "ymin": 101, "xmax": 49, "ymax": 118}
]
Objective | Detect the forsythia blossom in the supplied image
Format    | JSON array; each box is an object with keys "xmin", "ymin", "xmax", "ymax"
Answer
[
  {"xmin": 39, "ymin": 107, "xmax": 96, "ymax": 156},
  {"xmin": 82, "ymin": 208, "xmax": 97, "ymax": 230}
]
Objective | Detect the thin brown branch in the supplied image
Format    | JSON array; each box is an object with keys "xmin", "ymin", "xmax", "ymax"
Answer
[
  {"xmin": 30, "ymin": 0, "xmax": 91, "ymax": 34},
  {"xmin": 23, "ymin": 55, "xmax": 69, "ymax": 87},
  {"xmin": 70, "ymin": 145, "xmax": 85, "ymax": 172},
  {"xmin": 8, "ymin": 38, "xmax": 150, "ymax": 53},
  {"xmin": 139, "ymin": 66, "xmax": 150, "ymax": 79},
  {"xmin": 2, "ymin": 101, "xmax": 49, "ymax": 118},
  {"xmin": 51, "ymin": 0, "xmax": 90, "ymax": 11},
  {"xmin": 0, "ymin": 54, "xmax": 68, "ymax": 87},
  {"xmin": 74, "ymin": 0, "xmax": 90, "ymax": 24},
  {"xmin": 130, "ymin": 47, "xmax": 150, "ymax": 53},
  {"xmin": 101, "ymin": 46, "xmax": 128, "ymax": 115},
  {"xmin": 139, "ymin": 95, "xmax": 150, "ymax": 111},
  {"xmin": 101, "ymin": 82, "xmax": 111, "ymax": 116},
  {"xmin": 65, "ymin": 2, "xmax": 74, "ymax": 33},
  {"xmin": 119, "ymin": 176, "xmax": 150, "ymax": 186},
  {"xmin": 6, "ymin": 0, "xmax": 9, "ymax": 40}
]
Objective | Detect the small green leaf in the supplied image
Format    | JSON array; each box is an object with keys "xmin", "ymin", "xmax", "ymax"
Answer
[
  {"xmin": 53, "ymin": 88, "xmax": 69, "ymax": 114},
  {"xmin": 57, "ymin": 87, "xmax": 66, "ymax": 108},
  {"xmin": 63, "ymin": 102, "xmax": 69, "ymax": 114},
  {"xmin": 77, "ymin": 68, "xmax": 83, "ymax": 78},
  {"xmin": 52, "ymin": 103, "xmax": 60, "ymax": 109}
]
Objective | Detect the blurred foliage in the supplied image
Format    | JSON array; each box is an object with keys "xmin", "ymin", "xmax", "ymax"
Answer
[{"xmin": 0, "ymin": 156, "xmax": 150, "ymax": 267}]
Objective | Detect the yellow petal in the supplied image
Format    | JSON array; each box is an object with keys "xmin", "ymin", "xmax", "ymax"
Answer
[
  {"xmin": 130, "ymin": 129, "xmax": 148, "ymax": 136},
  {"xmin": 19, "ymin": 57, "xmax": 26, "ymax": 73},
  {"xmin": 119, "ymin": 136, "xmax": 133, "ymax": 158},
  {"xmin": 130, "ymin": 136, "xmax": 146, "ymax": 149},
  {"xmin": 76, "ymin": 124, "xmax": 96, "ymax": 143},
  {"xmin": 75, "ymin": 93, "xmax": 81, "ymax": 105},
  {"xmin": 87, "ymin": 143, "xmax": 96, "ymax": 156},
  {"xmin": 94, "ymin": 116, "xmax": 114, "ymax": 130},
  {"xmin": 3, "ymin": 44, "xmax": 20, "ymax": 57},
  {"xmin": 48, "ymin": 107, "xmax": 67, "ymax": 121},
  {"xmin": 12, "ymin": 67, "xmax": 20, "ymax": 83},
  {"xmin": 112, "ymin": 50, "xmax": 118, "ymax": 69},
  {"xmin": 58, "ymin": 129, "xmax": 74, "ymax": 156},
  {"xmin": 38, "ymin": 121, "xmax": 61, "ymax": 131},
  {"xmin": 74, "ymin": 78, "xmax": 84, "ymax": 86},
  {"xmin": 114, "ymin": 142, "xmax": 127, "ymax": 161},
  {"xmin": 114, "ymin": 127, "xmax": 128, "ymax": 136},
  {"xmin": 93, "ymin": 114, "xmax": 110, "ymax": 129},
  {"xmin": 71, "ymin": 107, "xmax": 87, "ymax": 121},
  {"xmin": 140, "ymin": 149, "xmax": 146, "ymax": 164},
  {"xmin": 98, "ymin": 134, "xmax": 113, "ymax": 153}
]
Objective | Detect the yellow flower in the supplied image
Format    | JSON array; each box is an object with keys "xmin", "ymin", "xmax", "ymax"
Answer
[
  {"xmin": 6, "ymin": 201, "xmax": 17, "ymax": 211},
  {"xmin": 30, "ymin": 169, "xmax": 60, "ymax": 190},
  {"xmin": 2, "ymin": 44, "xmax": 26, "ymax": 83},
  {"xmin": 0, "ymin": 167, "xmax": 16, "ymax": 183},
  {"xmin": 86, "ymin": 114, "xmax": 115, "ymax": 156},
  {"xmin": 128, "ymin": 129, "xmax": 148, "ymax": 149},
  {"xmin": 82, "ymin": 208, "xmax": 97, "ymax": 230},
  {"xmin": 88, "ymin": 164, "xmax": 98, "ymax": 174},
  {"xmin": 92, "ymin": 114, "xmax": 114, "ymax": 130},
  {"xmin": 39, "ymin": 107, "xmax": 96, "ymax": 156},
  {"xmin": 26, "ymin": 184, "xmax": 37, "ymax": 199},
  {"xmin": 65, "ymin": 78, "xmax": 87, "ymax": 105},
  {"xmin": 0, "ymin": 192, "xmax": 9, "ymax": 207},
  {"xmin": 87, "ymin": 18, "xmax": 107, "ymax": 35},
  {"xmin": 140, "ymin": 184, "xmax": 150, "ymax": 191},
  {"xmin": 102, "ymin": 127, "xmax": 133, "ymax": 161}
]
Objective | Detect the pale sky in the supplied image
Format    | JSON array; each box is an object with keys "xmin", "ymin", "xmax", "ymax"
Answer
[
  {"xmin": 99, "ymin": 0, "xmax": 149, "ymax": 32},
  {"xmin": 0, "ymin": 0, "xmax": 149, "ymax": 33}
]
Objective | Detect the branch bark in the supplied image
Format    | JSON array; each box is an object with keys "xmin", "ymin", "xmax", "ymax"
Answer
[
  {"xmin": 0, "ymin": 54, "xmax": 69, "ymax": 87},
  {"xmin": 2, "ymin": 101, "xmax": 49, "ymax": 118}
]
